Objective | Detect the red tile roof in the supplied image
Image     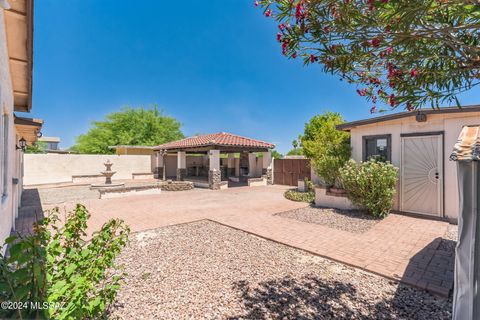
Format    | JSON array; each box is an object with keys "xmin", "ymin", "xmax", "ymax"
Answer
[{"xmin": 154, "ymin": 132, "xmax": 275, "ymax": 150}]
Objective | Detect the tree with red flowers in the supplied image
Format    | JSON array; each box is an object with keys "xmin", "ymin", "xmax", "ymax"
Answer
[{"xmin": 256, "ymin": 0, "xmax": 480, "ymax": 112}]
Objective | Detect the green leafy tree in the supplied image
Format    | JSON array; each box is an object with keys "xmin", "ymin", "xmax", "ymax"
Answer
[
  {"xmin": 287, "ymin": 137, "xmax": 304, "ymax": 156},
  {"xmin": 300, "ymin": 112, "xmax": 350, "ymax": 186},
  {"xmin": 72, "ymin": 106, "xmax": 184, "ymax": 154},
  {"xmin": 25, "ymin": 141, "xmax": 47, "ymax": 154},
  {"xmin": 271, "ymin": 149, "xmax": 284, "ymax": 159},
  {"xmin": 287, "ymin": 148, "xmax": 303, "ymax": 156},
  {"xmin": 257, "ymin": 0, "xmax": 480, "ymax": 111}
]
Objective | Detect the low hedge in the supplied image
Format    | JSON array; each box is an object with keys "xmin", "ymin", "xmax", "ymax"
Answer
[{"xmin": 284, "ymin": 184, "xmax": 315, "ymax": 203}]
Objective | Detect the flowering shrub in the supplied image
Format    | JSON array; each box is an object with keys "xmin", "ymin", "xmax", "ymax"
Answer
[
  {"xmin": 256, "ymin": 0, "xmax": 480, "ymax": 111},
  {"xmin": 0, "ymin": 205, "xmax": 130, "ymax": 319},
  {"xmin": 339, "ymin": 159, "xmax": 398, "ymax": 217}
]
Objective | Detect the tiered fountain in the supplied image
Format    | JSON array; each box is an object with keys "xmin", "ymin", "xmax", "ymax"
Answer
[{"xmin": 90, "ymin": 159, "xmax": 125, "ymax": 189}]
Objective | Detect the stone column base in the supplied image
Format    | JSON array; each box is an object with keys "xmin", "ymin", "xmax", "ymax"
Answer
[
  {"xmin": 176, "ymin": 168, "xmax": 187, "ymax": 181},
  {"xmin": 209, "ymin": 169, "xmax": 221, "ymax": 190},
  {"xmin": 155, "ymin": 167, "xmax": 164, "ymax": 179},
  {"xmin": 266, "ymin": 167, "xmax": 273, "ymax": 185}
]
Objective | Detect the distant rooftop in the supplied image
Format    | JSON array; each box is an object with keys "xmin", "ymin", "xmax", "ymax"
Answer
[{"xmin": 38, "ymin": 136, "xmax": 60, "ymax": 143}]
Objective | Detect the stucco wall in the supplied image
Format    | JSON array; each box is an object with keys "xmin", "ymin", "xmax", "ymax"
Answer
[
  {"xmin": 23, "ymin": 154, "xmax": 153, "ymax": 185},
  {"xmin": 115, "ymin": 147, "xmax": 154, "ymax": 156},
  {"xmin": 349, "ymin": 112, "xmax": 480, "ymax": 221},
  {"xmin": 0, "ymin": 9, "xmax": 18, "ymax": 249}
]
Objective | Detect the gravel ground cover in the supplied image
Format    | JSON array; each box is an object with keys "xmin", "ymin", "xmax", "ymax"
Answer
[
  {"xmin": 438, "ymin": 223, "xmax": 458, "ymax": 252},
  {"xmin": 22, "ymin": 186, "xmax": 98, "ymax": 206},
  {"xmin": 276, "ymin": 206, "xmax": 380, "ymax": 234},
  {"xmin": 110, "ymin": 220, "xmax": 451, "ymax": 319}
]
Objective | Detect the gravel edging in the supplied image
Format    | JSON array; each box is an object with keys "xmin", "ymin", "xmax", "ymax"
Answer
[
  {"xmin": 438, "ymin": 223, "xmax": 458, "ymax": 252},
  {"xmin": 276, "ymin": 206, "xmax": 381, "ymax": 234},
  {"xmin": 109, "ymin": 220, "xmax": 451, "ymax": 319}
]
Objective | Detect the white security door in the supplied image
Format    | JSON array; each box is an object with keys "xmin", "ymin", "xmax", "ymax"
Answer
[{"xmin": 400, "ymin": 134, "xmax": 443, "ymax": 216}]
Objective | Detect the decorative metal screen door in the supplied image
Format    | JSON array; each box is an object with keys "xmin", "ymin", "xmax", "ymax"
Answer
[{"xmin": 400, "ymin": 134, "xmax": 443, "ymax": 216}]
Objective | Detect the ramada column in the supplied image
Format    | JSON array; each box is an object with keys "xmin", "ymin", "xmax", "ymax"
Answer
[
  {"xmin": 156, "ymin": 151, "xmax": 165, "ymax": 180},
  {"xmin": 262, "ymin": 151, "xmax": 273, "ymax": 185},
  {"xmin": 208, "ymin": 150, "xmax": 221, "ymax": 189},
  {"xmin": 227, "ymin": 153, "xmax": 235, "ymax": 177},
  {"xmin": 248, "ymin": 153, "xmax": 257, "ymax": 177},
  {"xmin": 176, "ymin": 151, "xmax": 186, "ymax": 181}
]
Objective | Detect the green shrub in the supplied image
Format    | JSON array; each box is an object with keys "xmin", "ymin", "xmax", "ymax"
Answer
[
  {"xmin": 300, "ymin": 112, "xmax": 351, "ymax": 186},
  {"xmin": 0, "ymin": 204, "xmax": 130, "ymax": 319},
  {"xmin": 339, "ymin": 159, "xmax": 398, "ymax": 218},
  {"xmin": 284, "ymin": 179, "xmax": 315, "ymax": 203}
]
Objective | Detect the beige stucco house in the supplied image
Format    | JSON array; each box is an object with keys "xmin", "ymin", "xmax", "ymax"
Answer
[
  {"xmin": 337, "ymin": 106, "xmax": 480, "ymax": 222},
  {"xmin": 0, "ymin": 0, "xmax": 40, "ymax": 249}
]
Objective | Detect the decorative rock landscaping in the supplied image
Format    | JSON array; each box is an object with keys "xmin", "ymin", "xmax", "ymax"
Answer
[
  {"xmin": 160, "ymin": 180, "xmax": 194, "ymax": 192},
  {"xmin": 276, "ymin": 206, "xmax": 380, "ymax": 234},
  {"xmin": 110, "ymin": 220, "xmax": 451, "ymax": 319}
]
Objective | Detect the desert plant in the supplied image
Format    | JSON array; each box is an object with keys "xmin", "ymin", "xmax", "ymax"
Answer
[
  {"xmin": 339, "ymin": 159, "xmax": 398, "ymax": 218},
  {"xmin": 0, "ymin": 204, "xmax": 130, "ymax": 319}
]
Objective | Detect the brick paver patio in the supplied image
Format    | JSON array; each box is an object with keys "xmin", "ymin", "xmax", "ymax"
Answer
[{"xmin": 18, "ymin": 184, "xmax": 454, "ymax": 296}]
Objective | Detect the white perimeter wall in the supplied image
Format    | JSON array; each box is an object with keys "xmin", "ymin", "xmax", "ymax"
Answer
[
  {"xmin": 349, "ymin": 112, "xmax": 480, "ymax": 221},
  {"xmin": 24, "ymin": 154, "xmax": 152, "ymax": 186}
]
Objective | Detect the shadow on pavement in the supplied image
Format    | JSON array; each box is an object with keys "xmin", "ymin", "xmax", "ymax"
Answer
[
  {"xmin": 14, "ymin": 188, "xmax": 45, "ymax": 236},
  {"xmin": 229, "ymin": 274, "xmax": 452, "ymax": 319}
]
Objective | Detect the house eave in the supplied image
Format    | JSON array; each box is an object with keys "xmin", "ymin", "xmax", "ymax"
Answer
[
  {"xmin": 337, "ymin": 105, "xmax": 480, "ymax": 131},
  {"xmin": 5, "ymin": 0, "xmax": 34, "ymax": 113}
]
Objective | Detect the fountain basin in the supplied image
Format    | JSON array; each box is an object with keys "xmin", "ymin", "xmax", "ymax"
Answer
[{"xmin": 90, "ymin": 182, "xmax": 125, "ymax": 189}]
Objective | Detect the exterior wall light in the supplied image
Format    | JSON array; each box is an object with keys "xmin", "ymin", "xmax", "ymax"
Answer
[
  {"xmin": 415, "ymin": 113, "xmax": 427, "ymax": 122},
  {"xmin": 16, "ymin": 137, "xmax": 27, "ymax": 151}
]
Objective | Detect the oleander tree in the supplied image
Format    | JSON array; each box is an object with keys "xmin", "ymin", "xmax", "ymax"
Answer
[{"xmin": 256, "ymin": 0, "xmax": 480, "ymax": 112}]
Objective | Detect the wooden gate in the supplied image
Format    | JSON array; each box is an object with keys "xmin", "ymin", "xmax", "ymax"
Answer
[{"xmin": 273, "ymin": 158, "xmax": 311, "ymax": 186}]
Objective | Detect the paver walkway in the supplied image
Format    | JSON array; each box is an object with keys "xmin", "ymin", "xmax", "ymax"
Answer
[{"xmin": 18, "ymin": 185, "xmax": 453, "ymax": 296}]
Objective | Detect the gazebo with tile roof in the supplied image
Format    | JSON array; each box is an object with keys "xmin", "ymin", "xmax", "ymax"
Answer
[{"xmin": 153, "ymin": 132, "xmax": 275, "ymax": 189}]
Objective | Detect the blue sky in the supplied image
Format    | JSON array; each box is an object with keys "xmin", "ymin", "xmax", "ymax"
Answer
[{"xmin": 26, "ymin": 0, "xmax": 479, "ymax": 154}]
